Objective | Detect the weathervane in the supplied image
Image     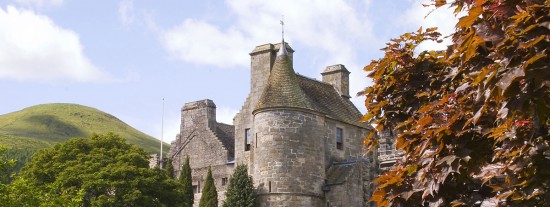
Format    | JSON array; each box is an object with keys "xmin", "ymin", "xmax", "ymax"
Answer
[
  {"xmin": 278, "ymin": 15, "xmax": 288, "ymax": 56},
  {"xmin": 280, "ymin": 15, "xmax": 285, "ymax": 40}
]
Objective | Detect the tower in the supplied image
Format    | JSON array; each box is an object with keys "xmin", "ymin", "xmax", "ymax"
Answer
[
  {"xmin": 234, "ymin": 27, "xmax": 294, "ymax": 166},
  {"xmin": 251, "ymin": 36, "xmax": 326, "ymax": 206}
]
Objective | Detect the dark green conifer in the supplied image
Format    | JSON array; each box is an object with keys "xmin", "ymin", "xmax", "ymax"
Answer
[
  {"xmin": 165, "ymin": 158, "xmax": 174, "ymax": 178},
  {"xmin": 198, "ymin": 167, "xmax": 217, "ymax": 207},
  {"xmin": 180, "ymin": 155, "xmax": 194, "ymax": 207},
  {"xmin": 223, "ymin": 164, "xmax": 258, "ymax": 207}
]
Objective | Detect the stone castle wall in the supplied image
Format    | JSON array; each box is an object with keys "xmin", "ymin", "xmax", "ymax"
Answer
[
  {"xmin": 325, "ymin": 158, "xmax": 378, "ymax": 207},
  {"xmin": 190, "ymin": 164, "xmax": 234, "ymax": 207},
  {"xmin": 169, "ymin": 100, "xmax": 234, "ymax": 206},
  {"xmin": 253, "ymin": 109, "xmax": 326, "ymax": 207},
  {"xmin": 324, "ymin": 119, "xmax": 370, "ymax": 165},
  {"xmin": 377, "ymin": 128, "xmax": 401, "ymax": 170}
]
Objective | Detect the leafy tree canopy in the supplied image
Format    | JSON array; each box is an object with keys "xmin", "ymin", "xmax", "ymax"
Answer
[
  {"xmin": 362, "ymin": 0, "xmax": 549, "ymax": 206},
  {"xmin": 0, "ymin": 146, "xmax": 15, "ymax": 184},
  {"xmin": 223, "ymin": 164, "xmax": 257, "ymax": 207},
  {"xmin": 0, "ymin": 146, "xmax": 16, "ymax": 205},
  {"xmin": 7, "ymin": 133, "xmax": 183, "ymax": 206}
]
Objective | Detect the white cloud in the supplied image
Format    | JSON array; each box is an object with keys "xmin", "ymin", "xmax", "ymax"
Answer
[
  {"xmin": 0, "ymin": 6, "xmax": 110, "ymax": 82},
  {"xmin": 161, "ymin": 19, "xmax": 250, "ymax": 68},
  {"xmin": 399, "ymin": 1, "xmax": 460, "ymax": 51},
  {"xmin": 118, "ymin": 0, "xmax": 135, "ymax": 27},
  {"xmin": 15, "ymin": 0, "xmax": 63, "ymax": 8},
  {"xmin": 159, "ymin": 0, "xmax": 376, "ymax": 112},
  {"xmin": 160, "ymin": 0, "xmax": 375, "ymax": 70}
]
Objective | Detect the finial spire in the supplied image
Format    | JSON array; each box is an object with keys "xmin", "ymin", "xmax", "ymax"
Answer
[
  {"xmin": 277, "ymin": 15, "xmax": 288, "ymax": 56},
  {"xmin": 280, "ymin": 15, "xmax": 284, "ymax": 40}
]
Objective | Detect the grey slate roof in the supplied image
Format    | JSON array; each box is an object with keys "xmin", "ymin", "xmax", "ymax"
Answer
[
  {"xmin": 253, "ymin": 42, "xmax": 368, "ymax": 127},
  {"xmin": 253, "ymin": 54, "xmax": 314, "ymax": 113},
  {"xmin": 296, "ymin": 75, "xmax": 365, "ymax": 126},
  {"xmin": 326, "ymin": 161, "xmax": 356, "ymax": 185}
]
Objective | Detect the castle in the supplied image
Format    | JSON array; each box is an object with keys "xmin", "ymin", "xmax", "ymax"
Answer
[{"xmin": 168, "ymin": 38, "xmax": 381, "ymax": 206}]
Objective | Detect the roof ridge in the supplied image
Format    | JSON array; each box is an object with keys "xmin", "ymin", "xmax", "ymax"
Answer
[
  {"xmin": 331, "ymin": 157, "xmax": 368, "ymax": 166},
  {"xmin": 295, "ymin": 73, "xmax": 333, "ymax": 87},
  {"xmin": 216, "ymin": 122, "xmax": 234, "ymax": 127}
]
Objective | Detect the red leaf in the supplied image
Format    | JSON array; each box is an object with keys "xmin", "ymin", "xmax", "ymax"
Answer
[
  {"xmin": 456, "ymin": 6, "xmax": 482, "ymax": 28},
  {"xmin": 497, "ymin": 67, "xmax": 525, "ymax": 95}
]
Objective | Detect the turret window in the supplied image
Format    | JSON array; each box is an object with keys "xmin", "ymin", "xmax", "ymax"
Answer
[
  {"xmin": 336, "ymin": 127, "xmax": 343, "ymax": 150},
  {"xmin": 245, "ymin": 128, "xmax": 251, "ymax": 151}
]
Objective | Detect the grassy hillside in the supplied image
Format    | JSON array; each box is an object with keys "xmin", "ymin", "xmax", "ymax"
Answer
[{"xmin": 0, "ymin": 103, "xmax": 169, "ymax": 172}]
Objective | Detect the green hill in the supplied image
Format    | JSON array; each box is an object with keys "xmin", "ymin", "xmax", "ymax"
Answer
[{"xmin": 0, "ymin": 103, "xmax": 169, "ymax": 173}]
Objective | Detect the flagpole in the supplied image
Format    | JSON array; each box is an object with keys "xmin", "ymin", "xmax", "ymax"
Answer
[{"xmin": 160, "ymin": 98, "xmax": 164, "ymax": 169}]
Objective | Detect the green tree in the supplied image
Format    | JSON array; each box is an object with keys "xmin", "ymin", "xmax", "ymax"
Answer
[
  {"xmin": 180, "ymin": 155, "xmax": 194, "ymax": 207},
  {"xmin": 362, "ymin": 0, "xmax": 549, "ymax": 206},
  {"xmin": 165, "ymin": 158, "xmax": 175, "ymax": 178},
  {"xmin": 10, "ymin": 133, "xmax": 183, "ymax": 206},
  {"xmin": 223, "ymin": 164, "xmax": 257, "ymax": 207},
  {"xmin": 0, "ymin": 146, "xmax": 16, "ymax": 206},
  {"xmin": 0, "ymin": 146, "xmax": 15, "ymax": 184},
  {"xmin": 199, "ymin": 167, "xmax": 217, "ymax": 207}
]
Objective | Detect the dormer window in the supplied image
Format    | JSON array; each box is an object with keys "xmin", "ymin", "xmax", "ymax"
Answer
[
  {"xmin": 336, "ymin": 127, "xmax": 343, "ymax": 150},
  {"xmin": 245, "ymin": 128, "xmax": 251, "ymax": 151}
]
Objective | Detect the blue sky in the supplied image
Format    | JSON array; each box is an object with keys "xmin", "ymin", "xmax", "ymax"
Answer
[{"xmin": 0, "ymin": 0, "xmax": 458, "ymax": 144}]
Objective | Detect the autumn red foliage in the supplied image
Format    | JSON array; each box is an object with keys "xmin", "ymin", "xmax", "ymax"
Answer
[{"xmin": 362, "ymin": 0, "xmax": 549, "ymax": 206}]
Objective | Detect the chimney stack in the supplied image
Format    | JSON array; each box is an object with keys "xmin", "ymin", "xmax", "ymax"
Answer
[
  {"xmin": 181, "ymin": 99, "xmax": 217, "ymax": 131},
  {"xmin": 321, "ymin": 64, "xmax": 350, "ymax": 98}
]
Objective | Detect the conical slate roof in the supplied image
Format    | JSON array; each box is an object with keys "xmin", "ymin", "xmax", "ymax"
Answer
[{"xmin": 253, "ymin": 44, "xmax": 313, "ymax": 113}]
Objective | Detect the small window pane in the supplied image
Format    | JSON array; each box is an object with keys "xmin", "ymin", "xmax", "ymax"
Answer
[
  {"xmin": 336, "ymin": 127, "xmax": 343, "ymax": 150},
  {"xmin": 245, "ymin": 128, "xmax": 251, "ymax": 151}
]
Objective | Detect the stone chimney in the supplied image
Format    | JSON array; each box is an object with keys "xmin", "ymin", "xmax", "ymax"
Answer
[
  {"xmin": 248, "ymin": 43, "xmax": 294, "ymax": 106},
  {"xmin": 181, "ymin": 99, "xmax": 217, "ymax": 131},
  {"xmin": 321, "ymin": 64, "xmax": 350, "ymax": 98}
]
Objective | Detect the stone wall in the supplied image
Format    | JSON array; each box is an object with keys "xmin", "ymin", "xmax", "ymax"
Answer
[
  {"xmin": 191, "ymin": 164, "xmax": 234, "ymax": 207},
  {"xmin": 170, "ymin": 100, "xmax": 230, "ymax": 175},
  {"xmin": 377, "ymin": 128, "xmax": 401, "ymax": 170},
  {"xmin": 325, "ymin": 159, "xmax": 378, "ymax": 207},
  {"xmin": 168, "ymin": 100, "xmax": 234, "ymax": 206},
  {"xmin": 253, "ymin": 109, "xmax": 326, "ymax": 207},
  {"xmin": 324, "ymin": 119, "xmax": 370, "ymax": 166}
]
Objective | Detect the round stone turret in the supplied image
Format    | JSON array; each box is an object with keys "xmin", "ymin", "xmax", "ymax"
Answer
[{"xmin": 252, "ymin": 46, "xmax": 326, "ymax": 206}]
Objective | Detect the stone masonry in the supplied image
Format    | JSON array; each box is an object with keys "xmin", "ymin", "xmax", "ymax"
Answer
[
  {"xmin": 253, "ymin": 110, "xmax": 326, "ymax": 206},
  {"xmin": 168, "ymin": 41, "xmax": 382, "ymax": 207},
  {"xmin": 168, "ymin": 100, "xmax": 234, "ymax": 204}
]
